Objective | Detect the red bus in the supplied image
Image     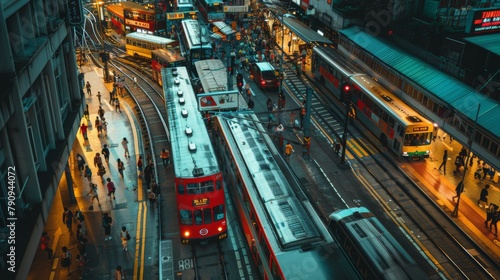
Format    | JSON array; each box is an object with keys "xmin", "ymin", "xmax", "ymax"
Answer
[
  {"xmin": 162, "ymin": 66, "xmax": 227, "ymax": 244},
  {"xmin": 195, "ymin": 0, "xmax": 225, "ymax": 22},
  {"xmin": 152, "ymin": 49, "xmax": 186, "ymax": 86},
  {"xmin": 106, "ymin": 2, "xmax": 155, "ymax": 35}
]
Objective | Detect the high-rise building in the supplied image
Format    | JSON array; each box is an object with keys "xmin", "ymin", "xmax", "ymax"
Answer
[{"xmin": 0, "ymin": 0, "xmax": 84, "ymax": 278}]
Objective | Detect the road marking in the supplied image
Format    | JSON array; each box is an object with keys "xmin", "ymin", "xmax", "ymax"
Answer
[
  {"xmin": 133, "ymin": 202, "xmax": 143, "ymax": 280},
  {"xmin": 140, "ymin": 201, "xmax": 147, "ymax": 280}
]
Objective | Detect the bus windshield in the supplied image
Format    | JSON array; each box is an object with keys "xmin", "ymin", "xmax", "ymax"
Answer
[{"xmin": 404, "ymin": 132, "xmax": 432, "ymax": 146}]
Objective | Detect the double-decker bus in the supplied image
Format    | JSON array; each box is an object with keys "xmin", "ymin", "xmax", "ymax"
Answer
[
  {"xmin": 162, "ymin": 66, "xmax": 227, "ymax": 243},
  {"xmin": 152, "ymin": 49, "xmax": 186, "ymax": 86},
  {"xmin": 213, "ymin": 114, "xmax": 362, "ymax": 280},
  {"xmin": 195, "ymin": 0, "xmax": 225, "ymax": 22},
  {"xmin": 106, "ymin": 2, "xmax": 155, "ymax": 35},
  {"xmin": 312, "ymin": 46, "xmax": 434, "ymax": 160},
  {"xmin": 179, "ymin": 19, "xmax": 213, "ymax": 70},
  {"xmin": 329, "ymin": 207, "xmax": 429, "ymax": 279},
  {"xmin": 125, "ymin": 32, "xmax": 178, "ymax": 58}
]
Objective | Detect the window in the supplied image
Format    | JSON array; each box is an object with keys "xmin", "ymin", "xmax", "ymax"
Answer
[
  {"xmin": 203, "ymin": 208, "xmax": 212, "ymax": 224},
  {"xmin": 213, "ymin": 205, "xmax": 225, "ymax": 221},
  {"xmin": 179, "ymin": 209, "xmax": 192, "ymax": 225},
  {"xmin": 178, "ymin": 184, "xmax": 185, "ymax": 194},
  {"xmin": 216, "ymin": 179, "xmax": 222, "ymax": 190},
  {"xmin": 194, "ymin": 209, "xmax": 202, "ymax": 225}
]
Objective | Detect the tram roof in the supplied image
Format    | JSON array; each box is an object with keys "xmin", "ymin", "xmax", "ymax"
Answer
[
  {"xmin": 162, "ymin": 67, "xmax": 219, "ymax": 178},
  {"xmin": 340, "ymin": 26, "xmax": 500, "ymax": 138},
  {"xmin": 152, "ymin": 49, "xmax": 185, "ymax": 63},
  {"xmin": 106, "ymin": 1, "xmax": 153, "ymax": 15},
  {"xmin": 126, "ymin": 32, "xmax": 177, "ymax": 45},
  {"xmin": 221, "ymin": 115, "xmax": 321, "ymax": 249},
  {"xmin": 282, "ymin": 17, "xmax": 333, "ymax": 45},
  {"xmin": 194, "ymin": 59, "xmax": 227, "ymax": 92}
]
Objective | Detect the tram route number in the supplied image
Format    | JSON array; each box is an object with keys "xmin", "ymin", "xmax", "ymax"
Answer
[
  {"xmin": 218, "ymin": 233, "xmax": 227, "ymax": 240},
  {"xmin": 178, "ymin": 258, "xmax": 194, "ymax": 271}
]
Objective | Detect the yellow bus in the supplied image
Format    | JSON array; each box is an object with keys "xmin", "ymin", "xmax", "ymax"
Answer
[{"xmin": 125, "ymin": 32, "xmax": 177, "ymax": 59}]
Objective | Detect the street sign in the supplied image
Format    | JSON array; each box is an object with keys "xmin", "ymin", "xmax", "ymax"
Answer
[{"xmin": 67, "ymin": 0, "xmax": 83, "ymax": 26}]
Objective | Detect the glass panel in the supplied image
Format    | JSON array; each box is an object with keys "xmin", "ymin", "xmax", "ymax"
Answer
[
  {"xmin": 213, "ymin": 205, "xmax": 225, "ymax": 221},
  {"xmin": 178, "ymin": 184, "xmax": 185, "ymax": 194},
  {"xmin": 180, "ymin": 209, "xmax": 192, "ymax": 225},
  {"xmin": 194, "ymin": 209, "xmax": 202, "ymax": 225},
  {"xmin": 203, "ymin": 208, "xmax": 212, "ymax": 224}
]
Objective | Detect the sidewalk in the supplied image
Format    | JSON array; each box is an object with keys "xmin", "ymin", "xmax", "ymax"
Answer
[{"xmin": 27, "ymin": 65, "xmax": 143, "ymax": 279}]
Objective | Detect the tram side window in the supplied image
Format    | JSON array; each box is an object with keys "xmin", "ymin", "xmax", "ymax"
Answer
[
  {"xmin": 194, "ymin": 210, "xmax": 202, "ymax": 225},
  {"xmin": 216, "ymin": 179, "xmax": 222, "ymax": 190},
  {"xmin": 178, "ymin": 184, "xmax": 185, "ymax": 194},
  {"xmin": 187, "ymin": 183, "xmax": 199, "ymax": 194},
  {"xmin": 387, "ymin": 116, "xmax": 395, "ymax": 128},
  {"xmin": 271, "ymin": 258, "xmax": 283, "ymax": 280},
  {"xmin": 203, "ymin": 208, "xmax": 212, "ymax": 224},
  {"xmin": 213, "ymin": 205, "xmax": 225, "ymax": 221},
  {"xmin": 180, "ymin": 209, "xmax": 193, "ymax": 225}
]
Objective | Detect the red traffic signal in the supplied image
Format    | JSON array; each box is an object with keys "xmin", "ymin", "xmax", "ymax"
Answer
[
  {"xmin": 343, "ymin": 84, "xmax": 350, "ymax": 92},
  {"xmin": 236, "ymin": 73, "xmax": 243, "ymax": 87}
]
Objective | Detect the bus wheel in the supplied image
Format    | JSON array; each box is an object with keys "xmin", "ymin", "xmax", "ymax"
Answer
[{"xmin": 380, "ymin": 134, "xmax": 388, "ymax": 147}]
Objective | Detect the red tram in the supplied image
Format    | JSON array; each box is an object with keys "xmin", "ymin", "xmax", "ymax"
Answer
[
  {"xmin": 106, "ymin": 1, "xmax": 155, "ymax": 35},
  {"xmin": 162, "ymin": 66, "xmax": 227, "ymax": 243},
  {"xmin": 152, "ymin": 49, "xmax": 186, "ymax": 86}
]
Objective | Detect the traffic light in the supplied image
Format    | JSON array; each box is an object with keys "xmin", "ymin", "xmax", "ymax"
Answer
[
  {"xmin": 340, "ymin": 82, "xmax": 352, "ymax": 105},
  {"xmin": 228, "ymin": 66, "xmax": 234, "ymax": 75},
  {"xmin": 236, "ymin": 73, "xmax": 243, "ymax": 90}
]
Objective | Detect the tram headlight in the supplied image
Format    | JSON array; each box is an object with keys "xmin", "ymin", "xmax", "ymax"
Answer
[
  {"xmin": 217, "ymin": 227, "xmax": 223, "ymax": 232},
  {"xmin": 184, "ymin": 231, "xmax": 190, "ymax": 237}
]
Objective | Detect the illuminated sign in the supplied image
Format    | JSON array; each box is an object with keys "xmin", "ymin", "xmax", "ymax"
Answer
[
  {"xmin": 197, "ymin": 90, "xmax": 239, "ymax": 111},
  {"xmin": 466, "ymin": 8, "xmax": 500, "ymax": 34},
  {"xmin": 167, "ymin": 13, "xmax": 185, "ymax": 20},
  {"xmin": 192, "ymin": 198, "xmax": 209, "ymax": 206},
  {"xmin": 412, "ymin": 127, "xmax": 429, "ymax": 132},
  {"xmin": 223, "ymin": 6, "xmax": 248, "ymax": 13},
  {"xmin": 67, "ymin": 0, "xmax": 83, "ymax": 26},
  {"xmin": 125, "ymin": 19, "xmax": 151, "ymax": 29}
]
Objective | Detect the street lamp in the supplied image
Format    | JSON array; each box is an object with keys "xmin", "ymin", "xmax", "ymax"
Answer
[
  {"xmin": 451, "ymin": 104, "xmax": 481, "ymax": 217},
  {"xmin": 279, "ymin": 14, "xmax": 285, "ymax": 96}
]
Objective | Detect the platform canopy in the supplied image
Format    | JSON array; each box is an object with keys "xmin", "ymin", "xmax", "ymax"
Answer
[
  {"xmin": 464, "ymin": 33, "xmax": 500, "ymax": 56},
  {"xmin": 282, "ymin": 17, "xmax": 333, "ymax": 45}
]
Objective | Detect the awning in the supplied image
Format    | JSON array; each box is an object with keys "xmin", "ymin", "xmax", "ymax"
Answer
[
  {"xmin": 464, "ymin": 33, "xmax": 500, "ymax": 56},
  {"xmin": 212, "ymin": 21, "xmax": 235, "ymax": 36},
  {"xmin": 282, "ymin": 17, "xmax": 332, "ymax": 45}
]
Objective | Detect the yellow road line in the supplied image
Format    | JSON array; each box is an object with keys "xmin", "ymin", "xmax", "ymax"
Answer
[
  {"xmin": 133, "ymin": 202, "xmax": 143, "ymax": 280},
  {"xmin": 140, "ymin": 201, "xmax": 147, "ymax": 280}
]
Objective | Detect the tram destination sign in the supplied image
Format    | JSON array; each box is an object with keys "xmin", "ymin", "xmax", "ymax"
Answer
[
  {"xmin": 193, "ymin": 198, "xmax": 209, "ymax": 206},
  {"xmin": 466, "ymin": 8, "xmax": 500, "ymax": 34}
]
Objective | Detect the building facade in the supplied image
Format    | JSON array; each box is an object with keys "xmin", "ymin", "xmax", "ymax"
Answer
[{"xmin": 0, "ymin": 0, "xmax": 83, "ymax": 278}]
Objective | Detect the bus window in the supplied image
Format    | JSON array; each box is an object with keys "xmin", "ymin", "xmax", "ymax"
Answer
[
  {"xmin": 194, "ymin": 210, "xmax": 202, "ymax": 225},
  {"xmin": 387, "ymin": 117, "xmax": 395, "ymax": 128},
  {"xmin": 187, "ymin": 183, "xmax": 199, "ymax": 194},
  {"xmin": 201, "ymin": 180, "xmax": 214, "ymax": 192},
  {"xmin": 178, "ymin": 184, "xmax": 185, "ymax": 194},
  {"xmin": 216, "ymin": 179, "xmax": 222, "ymax": 190},
  {"xmin": 213, "ymin": 205, "xmax": 225, "ymax": 221},
  {"xmin": 180, "ymin": 209, "xmax": 193, "ymax": 225},
  {"xmin": 203, "ymin": 208, "xmax": 212, "ymax": 224}
]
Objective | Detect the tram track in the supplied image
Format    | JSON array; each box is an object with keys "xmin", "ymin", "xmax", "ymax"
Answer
[
  {"xmin": 276, "ymin": 58, "xmax": 499, "ymax": 279},
  {"xmin": 191, "ymin": 241, "xmax": 229, "ymax": 280}
]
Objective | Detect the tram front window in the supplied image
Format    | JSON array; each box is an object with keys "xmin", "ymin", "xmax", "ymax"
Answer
[
  {"xmin": 180, "ymin": 209, "xmax": 193, "ymax": 225},
  {"xmin": 213, "ymin": 205, "xmax": 225, "ymax": 221},
  {"xmin": 204, "ymin": 208, "xmax": 212, "ymax": 224},
  {"xmin": 194, "ymin": 210, "xmax": 202, "ymax": 225}
]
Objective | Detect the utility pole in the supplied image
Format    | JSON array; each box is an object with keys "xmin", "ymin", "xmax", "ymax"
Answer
[
  {"xmin": 302, "ymin": 87, "xmax": 312, "ymax": 158},
  {"xmin": 340, "ymin": 82, "xmax": 352, "ymax": 164}
]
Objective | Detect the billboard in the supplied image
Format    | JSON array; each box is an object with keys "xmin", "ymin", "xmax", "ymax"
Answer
[
  {"xmin": 197, "ymin": 90, "xmax": 239, "ymax": 111},
  {"xmin": 466, "ymin": 8, "xmax": 500, "ymax": 34}
]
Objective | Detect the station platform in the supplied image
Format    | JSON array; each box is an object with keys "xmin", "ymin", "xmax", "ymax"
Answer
[{"xmin": 27, "ymin": 64, "xmax": 150, "ymax": 279}]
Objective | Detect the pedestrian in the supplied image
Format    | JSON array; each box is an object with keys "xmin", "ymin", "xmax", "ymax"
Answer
[
  {"xmin": 115, "ymin": 266, "xmax": 125, "ymax": 280},
  {"xmin": 300, "ymin": 107, "xmax": 306, "ymax": 127},
  {"xmin": 148, "ymin": 190, "xmax": 157, "ymax": 206},
  {"xmin": 137, "ymin": 156, "xmax": 143, "ymax": 178},
  {"xmin": 133, "ymin": 76, "xmax": 138, "ymax": 88},
  {"xmin": 76, "ymin": 224, "xmax": 86, "ymax": 242},
  {"xmin": 438, "ymin": 150, "xmax": 448, "ymax": 175},
  {"xmin": 40, "ymin": 231, "xmax": 53, "ymax": 260},
  {"xmin": 101, "ymin": 117, "xmax": 108, "ymax": 137},
  {"xmin": 62, "ymin": 208, "xmax": 74, "ymax": 232},
  {"xmin": 80, "ymin": 123, "xmax": 88, "ymax": 140},
  {"xmin": 84, "ymin": 104, "xmax": 90, "ymax": 120},
  {"xmin": 102, "ymin": 212, "xmax": 113, "ymax": 241},
  {"xmin": 115, "ymin": 98, "xmax": 121, "ymax": 113},
  {"xmin": 489, "ymin": 207, "xmax": 499, "ymax": 236},
  {"xmin": 60, "ymin": 246, "xmax": 72, "ymax": 275},
  {"xmin": 78, "ymin": 238, "xmax": 89, "ymax": 263},
  {"xmin": 284, "ymin": 142, "xmax": 293, "ymax": 161},
  {"xmin": 101, "ymin": 144, "xmax": 110, "ymax": 164},
  {"xmin": 122, "ymin": 137, "xmax": 130, "ymax": 158},
  {"xmin": 160, "ymin": 148, "xmax": 170, "ymax": 168},
  {"xmin": 248, "ymin": 97, "xmax": 254, "ymax": 110},
  {"xmin": 482, "ymin": 163, "xmax": 491, "ymax": 180},
  {"xmin": 94, "ymin": 153, "xmax": 103, "ymax": 168},
  {"xmin": 485, "ymin": 204, "xmax": 498, "ymax": 227},
  {"xmin": 452, "ymin": 181, "xmax": 464, "ymax": 202},
  {"xmin": 477, "ymin": 184, "xmax": 490, "ymax": 208},
  {"xmin": 117, "ymin": 158, "xmax": 125, "ymax": 177},
  {"xmin": 97, "ymin": 164, "xmax": 107, "ymax": 182},
  {"xmin": 97, "ymin": 91, "xmax": 102, "ymax": 103},
  {"xmin": 76, "ymin": 153, "xmax": 85, "ymax": 175},
  {"xmin": 334, "ymin": 139, "xmax": 341, "ymax": 155},
  {"xmin": 95, "ymin": 116, "xmax": 102, "ymax": 136},
  {"xmin": 106, "ymin": 177, "xmax": 116, "ymax": 200},
  {"xmin": 120, "ymin": 226, "xmax": 130, "ymax": 251},
  {"xmin": 287, "ymin": 40, "xmax": 291, "ymax": 52},
  {"xmin": 266, "ymin": 97, "xmax": 273, "ymax": 112},
  {"xmin": 87, "ymin": 183, "xmax": 101, "ymax": 206},
  {"xmin": 83, "ymin": 166, "xmax": 92, "ymax": 182},
  {"xmin": 85, "ymin": 81, "xmax": 91, "ymax": 96},
  {"xmin": 144, "ymin": 162, "xmax": 154, "ymax": 189},
  {"xmin": 75, "ymin": 209, "xmax": 85, "ymax": 224},
  {"xmin": 98, "ymin": 106, "xmax": 105, "ymax": 120},
  {"xmin": 453, "ymin": 155, "xmax": 464, "ymax": 175}
]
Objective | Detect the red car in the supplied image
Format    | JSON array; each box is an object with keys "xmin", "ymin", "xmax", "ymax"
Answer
[{"xmin": 250, "ymin": 62, "xmax": 280, "ymax": 90}]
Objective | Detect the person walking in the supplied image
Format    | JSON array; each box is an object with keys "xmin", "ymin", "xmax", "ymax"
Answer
[
  {"xmin": 117, "ymin": 158, "xmax": 125, "ymax": 177},
  {"xmin": 160, "ymin": 148, "xmax": 170, "ymax": 168},
  {"xmin": 94, "ymin": 153, "xmax": 103, "ymax": 168},
  {"xmin": 452, "ymin": 181, "xmax": 464, "ymax": 202},
  {"xmin": 284, "ymin": 142, "xmax": 293, "ymax": 161},
  {"xmin": 77, "ymin": 238, "xmax": 89, "ymax": 263},
  {"xmin": 115, "ymin": 98, "xmax": 121, "ymax": 113},
  {"xmin": 266, "ymin": 98, "xmax": 273, "ymax": 112},
  {"xmin": 438, "ymin": 150, "xmax": 448, "ymax": 175},
  {"xmin": 482, "ymin": 163, "xmax": 491, "ymax": 181},
  {"xmin": 87, "ymin": 182, "xmax": 101, "ymax": 206},
  {"xmin": 489, "ymin": 207, "xmax": 499, "ymax": 236},
  {"xmin": 101, "ymin": 117, "xmax": 108, "ymax": 137},
  {"xmin": 80, "ymin": 123, "xmax": 88, "ymax": 140},
  {"xmin": 98, "ymin": 106, "xmax": 105, "ymax": 120},
  {"xmin": 144, "ymin": 162, "xmax": 154, "ymax": 189},
  {"xmin": 76, "ymin": 153, "xmax": 85, "ymax": 175},
  {"xmin": 148, "ymin": 190, "xmax": 157, "ymax": 207},
  {"xmin": 95, "ymin": 116, "xmax": 102, "ymax": 137},
  {"xmin": 62, "ymin": 208, "xmax": 74, "ymax": 232},
  {"xmin": 478, "ymin": 184, "xmax": 490, "ymax": 208},
  {"xmin": 122, "ymin": 137, "xmax": 130, "ymax": 158},
  {"xmin": 137, "ymin": 156, "xmax": 143, "ymax": 178},
  {"xmin": 97, "ymin": 91, "xmax": 102, "ymax": 104},
  {"xmin": 106, "ymin": 177, "xmax": 116, "ymax": 200},
  {"xmin": 248, "ymin": 97, "xmax": 254, "ymax": 110},
  {"xmin": 97, "ymin": 164, "xmax": 107, "ymax": 182},
  {"xmin": 120, "ymin": 226, "xmax": 130, "ymax": 251},
  {"xmin": 40, "ymin": 231, "xmax": 53, "ymax": 260},
  {"xmin": 334, "ymin": 138, "xmax": 341, "ymax": 155},
  {"xmin": 453, "ymin": 155, "xmax": 464, "ymax": 175},
  {"xmin": 84, "ymin": 165, "xmax": 92, "ymax": 182},
  {"xmin": 133, "ymin": 76, "xmax": 138, "ymax": 88},
  {"xmin": 115, "ymin": 266, "xmax": 125, "ymax": 280},
  {"xmin": 76, "ymin": 224, "xmax": 86, "ymax": 242},
  {"xmin": 85, "ymin": 81, "xmax": 91, "ymax": 96},
  {"xmin": 84, "ymin": 104, "xmax": 90, "ymax": 120},
  {"xmin": 60, "ymin": 246, "xmax": 72, "ymax": 275},
  {"xmin": 102, "ymin": 144, "xmax": 110, "ymax": 163},
  {"xmin": 485, "ymin": 204, "xmax": 498, "ymax": 227},
  {"xmin": 102, "ymin": 212, "xmax": 113, "ymax": 241}
]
